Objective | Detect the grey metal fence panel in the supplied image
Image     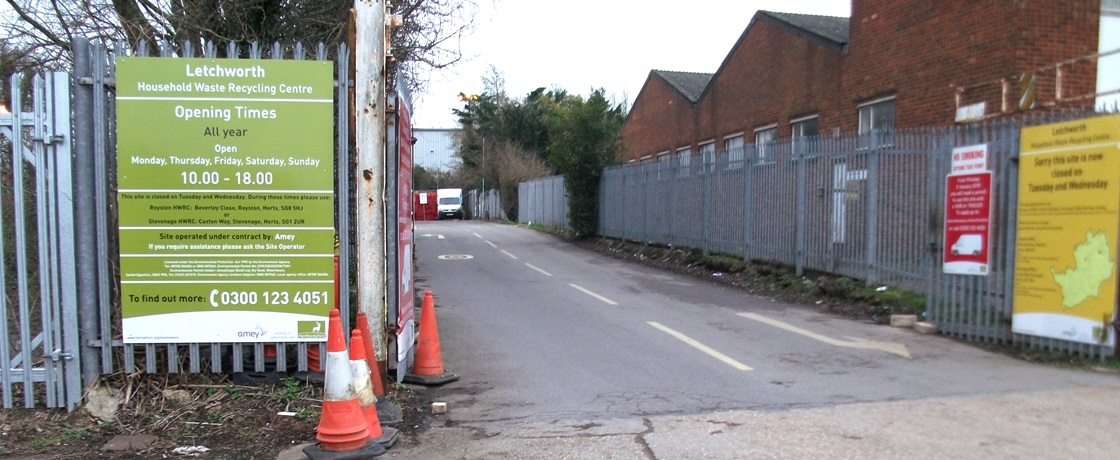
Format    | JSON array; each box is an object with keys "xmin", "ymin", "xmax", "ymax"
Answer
[
  {"xmin": 520, "ymin": 175, "xmax": 569, "ymax": 231},
  {"xmin": 1, "ymin": 72, "xmax": 81, "ymax": 409},
  {"xmin": 467, "ymin": 188, "xmax": 506, "ymax": 221},
  {"xmin": 595, "ymin": 112, "xmax": 1115, "ymax": 359}
]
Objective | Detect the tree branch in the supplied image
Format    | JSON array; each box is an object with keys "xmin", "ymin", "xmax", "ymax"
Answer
[{"xmin": 4, "ymin": 0, "xmax": 71, "ymax": 50}]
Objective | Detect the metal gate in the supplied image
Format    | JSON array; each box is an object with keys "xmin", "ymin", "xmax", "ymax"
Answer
[{"xmin": 0, "ymin": 72, "xmax": 83, "ymax": 410}]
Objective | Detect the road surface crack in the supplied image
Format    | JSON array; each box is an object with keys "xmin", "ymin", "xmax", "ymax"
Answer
[{"xmin": 635, "ymin": 417, "xmax": 656, "ymax": 459}]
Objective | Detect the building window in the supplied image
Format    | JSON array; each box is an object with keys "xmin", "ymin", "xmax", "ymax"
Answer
[
  {"xmin": 657, "ymin": 151, "xmax": 670, "ymax": 179},
  {"xmin": 699, "ymin": 141, "xmax": 715, "ymax": 172},
  {"xmin": 754, "ymin": 125, "xmax": 777, "ymax": 163},
  {"xmin": 1098, "ymin": 0, "xmax": 1120, "ymax": 110},
  {"xmin": 676, "ymin": 146, "xmax": 691, "ymax": 177},
  {"xmin": 791, "ymin": 115, "xmax": 819, "ymax": 153},
  {"xmin": 725, "ymin": 134, "xmax": 744, "ymax": 169},
  {"xmin": 858, "ymin": 97, "xmax": 895, "ymax": 147}
]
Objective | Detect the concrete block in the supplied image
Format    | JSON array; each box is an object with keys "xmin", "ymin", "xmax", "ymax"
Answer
[
  {"xmin": 432, "ymin": 402, "xmax": 448, "ymax": 415},
  {"xmin": 101, "ymin": 435, "xmax": 157, "ymax": 452},
  {"xmin": 890, "ymin": 314, "xmax": 918, "ymax": 328},
  {"xmin": 914, "ymin": 321, "xmax": 938, "ymax": 335}
]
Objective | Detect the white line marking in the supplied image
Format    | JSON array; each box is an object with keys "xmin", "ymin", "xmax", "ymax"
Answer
[
  {"xmin": 437, "ymin": 234, "xmax": 445, "ymax": 239},
  {"xmin": 525, "ymin": 263, "xmax": 552, "ymax": 276},
  {"xmin": 647, "ymin": 322, "xmax": 753, "ymax": 371},
  {"xmin": 737, "ymin": 312, "xmax": 912, "ymax": 359},
  {"xmin": 472, "ymin": 233, "xmax": 482, "ymax": 238},
  {"xmin": 500, "ymin": 250, "xmax": 518, "ymax": 259},
  {"xmin": 486, "ymin": 241, "xmax": 497, "ymax": 248},
  {"xmin": 569, "ymin": 284, "xmax": 618, "ymax": 305}
]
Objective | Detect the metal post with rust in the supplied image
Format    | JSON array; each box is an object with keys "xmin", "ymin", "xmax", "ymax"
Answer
[{"xmin": 354, "ymin": 0, "xmax": 389, "ymax": 366}]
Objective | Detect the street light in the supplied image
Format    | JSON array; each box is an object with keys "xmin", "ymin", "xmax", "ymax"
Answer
[
  {"xmin": 458, "ymin": 92, "xmax": 485, "ymax": 219},
  {"xmin": 430, "ymin": 150, "xmax": 437, "ymax": 189}
]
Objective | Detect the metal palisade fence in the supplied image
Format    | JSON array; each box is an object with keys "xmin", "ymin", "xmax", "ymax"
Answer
[
  {"xmin": 1, "ymin": 38, "xmax": 355, "ymax": 409},
  {"xmin": 521, "ymin": 109, "xmax": 1115, "ymax": 360},
  {"xmin": 518, "ymin": 176, "xmax": 569, "ymax": 231},
  {"xmin": 466, "ymin": 188, "xmax": 506, "ymax": 221},
  {"xmin": 1, "ymin": 72, "xmax": 79, "ymax": 409}
]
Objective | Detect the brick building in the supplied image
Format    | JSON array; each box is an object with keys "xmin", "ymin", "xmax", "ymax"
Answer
[{"xmin": 621, "ymin": 0, "xmax": 1114, "ymax": 162}]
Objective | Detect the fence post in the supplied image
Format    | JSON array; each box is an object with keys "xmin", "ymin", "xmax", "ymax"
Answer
[
  {"xmin": 926, "ymin": 127, "xmax": 945, "ymax": 325},
  {"xmin": 71, "ymin": 38, "xmax": 102, "ymax": 390},
  {"xmin": 644, "ymin": 164, "xmax": 651, "ymax": 244},
  {"xmin": 669, "ymin": 162, "xmax": 677, "ymax": 247},
  {"xmin": 742, "ymin": 145, "xmax": 755, "ymax": 261},
  {"xmin": 865, "ymin": 131, "xmax": 881, "ymax": 285},
  {"xmin": 703, "ymin": 159, "xmax": 712, "ymax": 256},
  {"xmin": 795, "ymin": 139, "xmax": 808, "ymax": 277}
]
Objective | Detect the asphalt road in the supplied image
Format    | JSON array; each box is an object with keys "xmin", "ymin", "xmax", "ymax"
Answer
[{"xmin": 380, "ymin": 221, "xmax": 1119, "ymax": 459}]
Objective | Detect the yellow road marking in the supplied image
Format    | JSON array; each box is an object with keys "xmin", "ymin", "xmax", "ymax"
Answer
[
  {"xmin": 648, "ymin": 322, "xmax": 753, "ymax": 371},
  {"xmin": 737, "ymin": 312, "xmax": 912, "ymax": 359}
]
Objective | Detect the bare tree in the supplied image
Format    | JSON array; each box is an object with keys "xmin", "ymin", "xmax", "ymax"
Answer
[
  {"xmin": 1, "ymin": 0, "xmax": 477, "ymax": 95},
  {"xmin": 389, "ymin": 0, "xmax": 479, "ymax": 96}
]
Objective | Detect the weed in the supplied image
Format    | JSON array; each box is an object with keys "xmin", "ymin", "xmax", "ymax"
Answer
[
  {"xmin": 853, "ymin": 286, "xmax": 926, "ymax": 313},
  {"xmin": 703, "ymin": 255, "xmax": 747, "ymax": 273},
  {"xmin": 31, "ymin": 435, "xmax": 64, "ymax": 448},
  {"xmin": 225, "ymin": 385, "xmax": 242, "ymax": 400},
  {"xmin": 278, "ymin": 378, "xmax": 308, "ymax": 405},
  {"xmin": 295, "ymin": 406, "xmax": 318, "ymax": 422},
  {"xmin": 62, "ymin": 423, "xmax": 92, "ymax": 441},
  {"xmin": 207, "ymin": 410, "xmax": 229, "ymax": 423}
]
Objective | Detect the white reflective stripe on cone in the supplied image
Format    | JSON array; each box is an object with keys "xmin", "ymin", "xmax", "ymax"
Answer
[
  {"xmin": 323, "ymin": 351, "xmax": 356, "ymax": 400},
  {"xmin": 350, "ymin": 359, "xmax": 377, "ymax": 406}
]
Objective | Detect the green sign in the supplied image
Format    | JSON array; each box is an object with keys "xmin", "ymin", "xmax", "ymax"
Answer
[{"xmin": 116, "ymin": 57, "xmax": 334, "ymax": 343}]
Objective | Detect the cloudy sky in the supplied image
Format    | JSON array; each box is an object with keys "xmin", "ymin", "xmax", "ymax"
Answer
[{"xmin": 408, "ymin": 0, "xmax": 852, "ymax": 129}]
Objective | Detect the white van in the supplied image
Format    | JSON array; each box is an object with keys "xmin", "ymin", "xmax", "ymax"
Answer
[
  {"xmin": 436, "ymin": 188, "xmax": 464, "ymax": 220},
  {"xmin": 951, "ymin": 234, "xmax": 983, "ymax": 256}
]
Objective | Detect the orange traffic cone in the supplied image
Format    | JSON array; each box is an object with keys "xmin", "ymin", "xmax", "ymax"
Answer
[
  {"xmin": 355, "ymin": 312, "xmax": 403, "ymax": 424},
  {"xmin": 403, "ymin": 291, "xmax": 459, "ymax": 385},
  {"xmin": 349, "ymin": 329, "xmax": 399, "ymax": 449},
  {"xmin": 302, "ymin": 309, "xmax": 384, "ymax": 460},
  {"xmin": 307, "ymin": 344, "xmax": 323, "ymax": 373},
  {"xmin": 355, "ymin": 312, "xmax": 386, "ymax": 396}
]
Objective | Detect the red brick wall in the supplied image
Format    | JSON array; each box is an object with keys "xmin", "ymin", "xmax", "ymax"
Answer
[
  {"xmin": 619, "ymin": 0, "xmax": 1103, "ymax": 162},
  {"xmin": 701, "ymin": 16, "xmax": 845, "ymax": 141},
  {"xmin": 618, "ymin": 73, "xmax": 700, "ymax": 160},
  {"xmin": 842, "ymin": 0, "xmax": 1100, "ymax": 130}
]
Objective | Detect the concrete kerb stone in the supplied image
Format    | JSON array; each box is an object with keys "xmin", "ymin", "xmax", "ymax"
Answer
[{"xmin": 890, "ymin": 314, "xmax": 918, "ymax": 328}]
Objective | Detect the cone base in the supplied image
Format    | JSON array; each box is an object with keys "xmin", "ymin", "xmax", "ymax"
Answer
[
  {"xmin": 373, "ymin": 426, "xmax": 400, "ymax": 449},
  {"xmin": 292, "ymin": 370, "xmax": 325, "ymax": 384},
  {"xmin": 302, "ymin": 440, "xmax": 385, "ymax": 459},
  {"xmin": 376, "ymin": 399, "xmax": 403, "ymax": 424},
  {"xmin": 403, "ymin": 371, "xmax": 459, "ymax": 386}
]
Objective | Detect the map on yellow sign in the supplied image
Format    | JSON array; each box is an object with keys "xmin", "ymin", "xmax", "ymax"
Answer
[
  {"xmin": 1013, "ymin": 113, "xmax": 1119, "ymax": 347},
  {"xmin": 1051, "ymin": 231, "xmax": 1115, "ymax": 309}
]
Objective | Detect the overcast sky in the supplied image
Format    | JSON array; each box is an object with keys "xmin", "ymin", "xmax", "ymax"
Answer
[{"xmin": 408, "ymin": 0, "xmax": 852, "ymax": 129}]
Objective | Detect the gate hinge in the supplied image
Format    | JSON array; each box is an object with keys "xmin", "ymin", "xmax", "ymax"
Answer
[{"xmin": 48, "ymin": 349, "xmax": 74, "ymax": 361}]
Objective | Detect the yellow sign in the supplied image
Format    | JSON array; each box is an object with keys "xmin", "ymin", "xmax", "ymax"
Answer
[{"xmin": 1013, "ymin": 114, "xmax": 1119, "ymax": 346}]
